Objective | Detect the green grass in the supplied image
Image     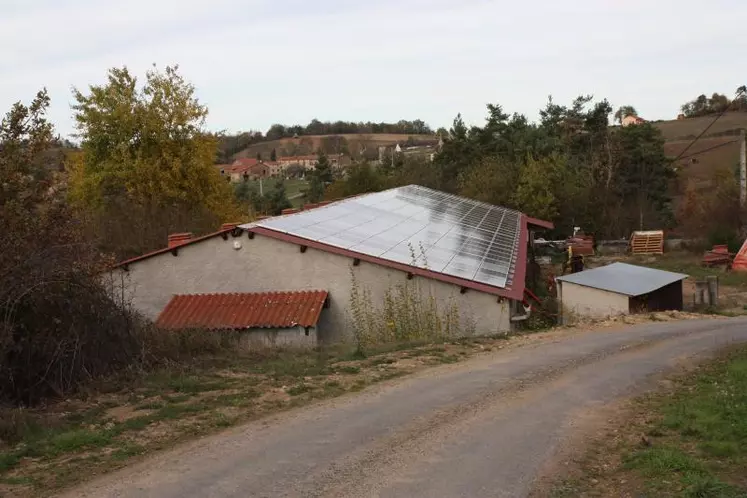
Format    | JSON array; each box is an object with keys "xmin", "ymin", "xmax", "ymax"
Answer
[
  {"xmin": 634, "ymin": 253, "xmax": 747, "ymax": 289},
  {"xmin": 622, "ymin": 347, "xmax": 747, "ymax": 496},
  {"xmin": 243, "ymin": 178, "xmax": 309, "ymax": 208}
]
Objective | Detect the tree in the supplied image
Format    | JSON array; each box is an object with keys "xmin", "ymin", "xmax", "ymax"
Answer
[
  {"xmin": 511, "ymin": 155, "xmax": 563, "ymax": 221},
  {"xmin": 270, "ymin": 148, "xmax": 277, "ymax": 161},
  {"xmin": 68, "ymin": 65, "xmax": 240, "ymax": 257},
  {"xmin": 1, "ymin": 92, "xmax": 146, "ymax": 404},
  {"xmin": 614, "ymin": 105, "xmax": 637, "ymax": 124},
  {"xmin": 307, "ymin": 151, "xmax": 333, "ymax": 202},
  {"xmin": 613, "ymin": 123, "xmax": 675, "ymax": 230},
  {"xmin": 266, "ymin": 178, "xmax": 292, "ymax": 214}
]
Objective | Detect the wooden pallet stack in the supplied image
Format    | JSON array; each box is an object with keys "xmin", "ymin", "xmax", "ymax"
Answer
[{"xmin": 630, "ymin": 230, "xmax": 664, "ymax": 255}]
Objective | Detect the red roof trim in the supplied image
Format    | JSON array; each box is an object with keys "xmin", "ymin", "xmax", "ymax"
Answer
[
  {"xmin": 247, "ymin": 226, "xmax": 526, "ymax": 300},
  {"xmin": 112, "ymin": 228, "xmax": 235, "ymax": 269},
  {"xmin": 525, "ymin": 216, "xmax": 554, "ymax": 230},
  {"xmin": 156, "ymin": 290, "xmax": 328, "ymax": 330}
]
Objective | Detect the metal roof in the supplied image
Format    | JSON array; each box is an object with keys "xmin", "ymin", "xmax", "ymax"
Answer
[
  {"xmin": 156, "ymin": 291, "xmax": 328, "ymax": 330},
  {"xmin": 242, "ymin": 185, "xmax": 526, "ymax": 290},
  {"xmin": 556, "ymin": 263, "xmax": 687, "ymax": 296}
]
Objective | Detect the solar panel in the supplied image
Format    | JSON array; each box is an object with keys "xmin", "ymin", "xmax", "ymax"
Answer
[{"xmin": 241, "ymin": 185, "xmax": 523, "ymax": 289}]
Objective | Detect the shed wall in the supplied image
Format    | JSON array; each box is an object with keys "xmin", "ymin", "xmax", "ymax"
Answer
[
  {"xmin": 237, "ymin": 326, "xmax": 317, "ymax": 349},
  {"xmin": 559, "ymin": 281, "xmax": 630, "ymax": 323},
  {"xmin": 107, "ymin": 233, "xmax": 512, "ymax": 342}
]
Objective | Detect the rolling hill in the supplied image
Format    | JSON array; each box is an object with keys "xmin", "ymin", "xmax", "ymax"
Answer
[
  {"xmin": 231, "ymin": 133, "xmax": 438, "ymax": 162},
  {"xmin": 653, "ymin": 112, "xmax": 747, "ymax": 141}
]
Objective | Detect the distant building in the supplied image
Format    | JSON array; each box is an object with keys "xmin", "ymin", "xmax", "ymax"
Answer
[
  {"xmin": 621, "ymin": 115, "xmax": 646, "ymax": 127},
  {"xmin": 246, "ymin": 163, "xmax": 270, "ymax": 180},
  {"xmin": 276, "ymin": 154, "xmax": 342, "ymax": 172}
]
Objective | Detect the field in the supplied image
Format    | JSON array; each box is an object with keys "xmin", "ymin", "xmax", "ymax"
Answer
[
  {"xmin": 233, "ymin": 133, "xmax": 437, "ymax": 162},
  {"xmin": 653, "ymin": 112, "xmax": 747, "ymax": 141}
]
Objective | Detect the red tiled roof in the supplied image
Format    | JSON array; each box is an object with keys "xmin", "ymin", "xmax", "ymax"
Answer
[
  {"xmin": 232, "ymin": 158, "xmax": 260, "ymax": 168},
  {"xmin": 156, "ymin": 291, "xmax": 328, "ymax": 329}
]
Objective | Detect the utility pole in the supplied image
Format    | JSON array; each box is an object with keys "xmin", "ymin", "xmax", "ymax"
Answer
[{"xmin": 741, "ymin": 128, "xmax": 746, "ymax": 209}]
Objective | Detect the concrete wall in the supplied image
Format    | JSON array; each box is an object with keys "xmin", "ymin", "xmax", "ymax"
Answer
[
  {"xmin": 238, "ymin": 326, "xmax": 317, "ymax": 349},
  {"xmin": 107, "ymin": 232, "xmax": 512, "ymax": 342},
  {"xmin": 558, "ymin": 281, "xmax": 629, "ymax": 323}
]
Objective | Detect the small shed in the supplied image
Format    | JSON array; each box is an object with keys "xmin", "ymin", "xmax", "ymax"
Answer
[
  {"xmin": 556, "ymin": 263, "xmax": 687, "ymax": 323},
  {"xmin": 155, "ymin": 290, "xmax": 328, "ymax": 349}
]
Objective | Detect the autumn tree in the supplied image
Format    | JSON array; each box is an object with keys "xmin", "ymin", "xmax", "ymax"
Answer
[{"xmin": 68, "ymin": 65, "xmax": 240, "ymax": 257}]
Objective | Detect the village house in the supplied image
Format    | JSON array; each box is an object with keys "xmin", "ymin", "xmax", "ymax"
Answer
[
  {"xmin": 621, "ymin": 115, "xmax": 646, "ymax": 126},
  {"xmin": 107, "ymin": 185, "xmax": 553, "ymax": 345},
  {"xmin": 276, "ymin": 154, "xmax": 342, "ymax": 172}
]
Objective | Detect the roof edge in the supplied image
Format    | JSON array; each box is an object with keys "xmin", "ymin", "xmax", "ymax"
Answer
[
  {"xmin": 112, "ymin": 227, "xmax": 237, "ymax": 269},
  {"xmin": 525, "ymin": 216, "xmax": 554, "ymax": 230}
]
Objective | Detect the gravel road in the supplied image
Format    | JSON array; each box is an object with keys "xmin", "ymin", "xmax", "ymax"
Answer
[{"xmin": 64, "ymin": 318, "xmax": 747, "ymax": 498}]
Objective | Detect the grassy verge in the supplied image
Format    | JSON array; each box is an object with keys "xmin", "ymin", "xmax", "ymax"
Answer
[
  {"xmin": 551, "ymin": 345, "xmax": 747, "ymax": 497},
  {"xmin": 0, "ymin": 336, "xmax": 510, "ymax": 496}
]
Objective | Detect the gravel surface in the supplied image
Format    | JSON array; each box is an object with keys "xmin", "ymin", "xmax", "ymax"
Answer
[{"xmin": 62, "ymin": 318, "xmax": 747, "ymax": 498}]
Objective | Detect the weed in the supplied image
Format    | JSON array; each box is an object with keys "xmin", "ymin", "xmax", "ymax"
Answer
[
  {"xmin": 135, "ymin": 401, "xmax": 164, "ymax": 411},
  {"xmin": 0, "ymin": 452, "xmax": 21, "ymax": 472},
  {"xmin": 155, "ymin": 403, "xmax": 206, "ymax": 420},
  {"xmin": 336, "ymin": 365, "xmax": 361, "ymax": 374},
  {"xmin": 0, "ymin": 475, "xmax": 34, "ymax": 485},
  {"xmin": 209, "ymin": 413, "xmax": 234, "ymax": 428},
  {"xmin": 161, "ymin": 393, "xmax": 192, "ymax": 403},
  {"xmin": 111, "ymin": 443, "xmax": 145, "ymax": 461},
  {"xmin": 437, "ymin": 355, "xmax": 460, "ymax": 364},
  {"xmin": 287, "ymin": 384, "xmax": 313, "ymax": 396}
]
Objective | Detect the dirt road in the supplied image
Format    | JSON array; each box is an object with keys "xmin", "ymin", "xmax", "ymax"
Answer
[{"xmin": 64, "ymin": 318, "xmax": 747, "ymax": 498}]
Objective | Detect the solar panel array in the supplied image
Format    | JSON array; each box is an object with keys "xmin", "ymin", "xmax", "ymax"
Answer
[{"xmin": 242, "ymin": 185, "xmax": 523, "ymax": 289}]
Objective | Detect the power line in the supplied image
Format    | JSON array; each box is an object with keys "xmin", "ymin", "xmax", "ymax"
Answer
[
  {"xmin": 673, "ymin": 87, "xmax": 747, "ymax": 162},
  {"xmin": 674, "ymin": 138, "xmax": 740, "ymax": 162}
]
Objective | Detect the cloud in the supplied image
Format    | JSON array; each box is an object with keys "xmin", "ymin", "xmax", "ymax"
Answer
[{"xmin": 1, "ymin": 0, "xmax": 746, "ymax": 138}]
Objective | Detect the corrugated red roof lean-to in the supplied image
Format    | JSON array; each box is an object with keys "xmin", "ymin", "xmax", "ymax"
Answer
[{"xmin": 155, "ymin": 291, "xmax": 328, "ymax": 330}]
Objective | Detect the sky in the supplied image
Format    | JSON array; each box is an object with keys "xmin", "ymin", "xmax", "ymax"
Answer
[{"xmin": 2, "ymin": 0, "xmax": 746, "ymax": 139}]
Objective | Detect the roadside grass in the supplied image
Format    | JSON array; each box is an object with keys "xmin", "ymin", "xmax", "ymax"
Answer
[
  {"xmin": 0, "ymin": 336, "xmax": 520, "ymax": 497},
  {"xmin": 550, "ymin": 345, "xmax": 747, "ymax": 497}
]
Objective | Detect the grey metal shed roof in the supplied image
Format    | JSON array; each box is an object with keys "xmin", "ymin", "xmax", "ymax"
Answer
[{"xmin": 556, "ymin": 262, "xmax": 687, "ymax": 296}]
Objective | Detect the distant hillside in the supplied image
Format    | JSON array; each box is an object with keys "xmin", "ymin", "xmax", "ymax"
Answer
[
  {"xmin": 653, "ymin": 112, "xmax": 747, "ymax": 141},
  {"xmin": 231, "ymin": 133, "xmax": 438, "ymax": 162}
]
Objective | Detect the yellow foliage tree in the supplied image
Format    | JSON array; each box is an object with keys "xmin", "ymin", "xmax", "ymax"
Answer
[{"xmin": 68, "ymin": 66, "xmax": 241, "ymax": 257}]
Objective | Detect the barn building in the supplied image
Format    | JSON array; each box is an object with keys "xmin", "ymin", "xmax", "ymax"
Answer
[
  {"xmin": 109, "ymin": 185, "xmax": 552, "ymax": 343},
  {"xmin": 556, "ymin": 263, "xmax": 687, "ymax": 323}
]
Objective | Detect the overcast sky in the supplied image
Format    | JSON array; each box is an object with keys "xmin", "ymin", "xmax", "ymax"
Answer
[{"xmin": 2, "ymin": 0, "xmax": 746, "ymax": 139}]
